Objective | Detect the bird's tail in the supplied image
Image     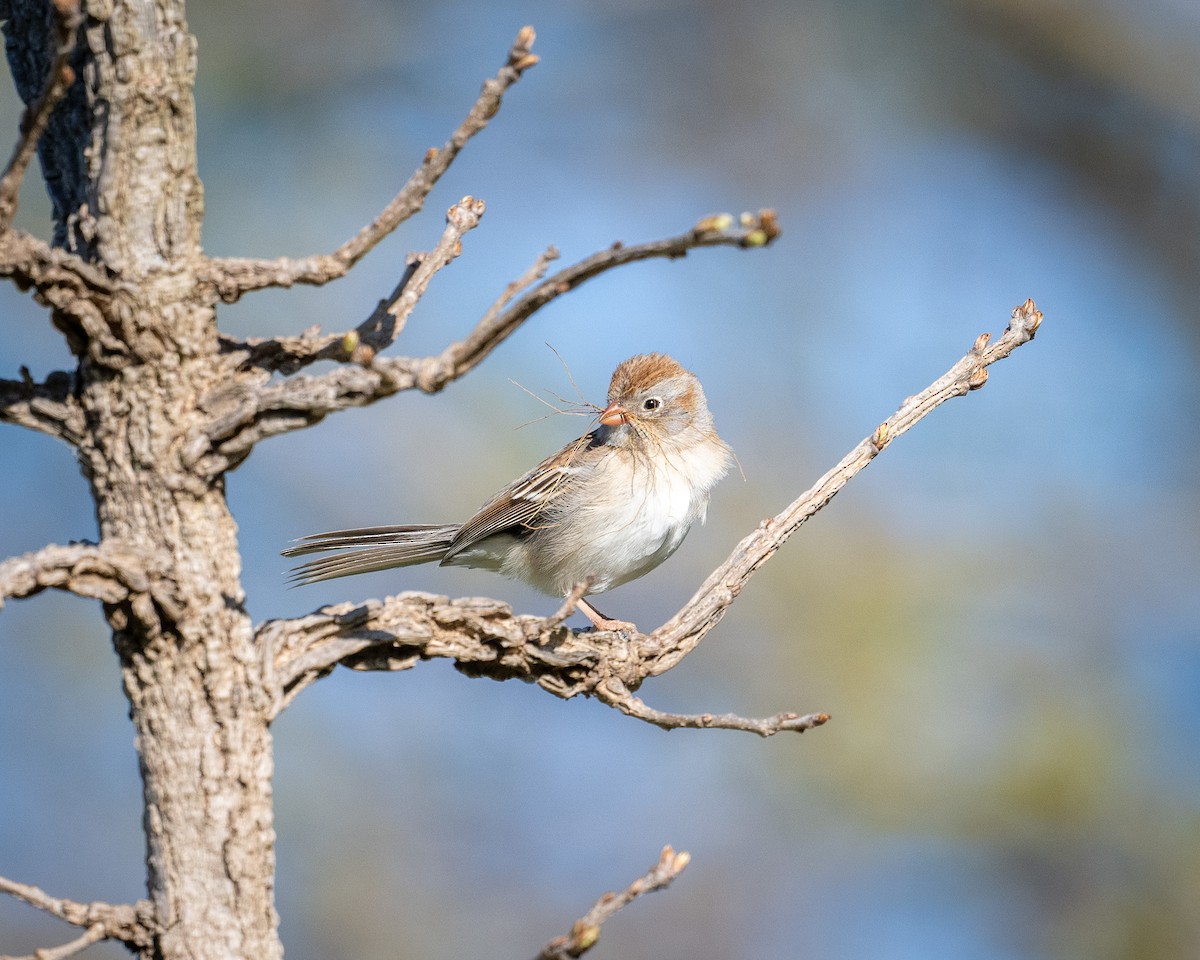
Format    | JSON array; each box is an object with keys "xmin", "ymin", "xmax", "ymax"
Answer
[{"xmin": 282, "ymin": 524, "xmax": 460, "ymax": 586}]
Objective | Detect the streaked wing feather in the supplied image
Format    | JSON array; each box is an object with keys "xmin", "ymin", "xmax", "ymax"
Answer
[{"xmin": 443, "ymin": 436, "xmax": 596, "ymax": 561}]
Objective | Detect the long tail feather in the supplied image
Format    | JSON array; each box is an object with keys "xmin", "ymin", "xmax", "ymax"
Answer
[{"xmin": 283, "ymin": 524, "xmax": 460, "ymax": 586}]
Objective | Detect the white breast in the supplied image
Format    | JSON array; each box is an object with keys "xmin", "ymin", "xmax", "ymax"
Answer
[{"xmin": 508, "ymin": 435, "xmax": 731, "ymax": 596}]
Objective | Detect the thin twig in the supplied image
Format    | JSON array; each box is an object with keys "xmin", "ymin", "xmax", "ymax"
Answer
[
  {"xmin": 480, "ymin": 247, "xmax": 561, "ymax": 331},
  {"xmin": 216, "ymin": 246, "xmax": 559, "ymax": 382},
  {"xmin": 643, "ymin": 298, "xmax": 1044, "ymax": 676},
  {"xmin": 196, "ymin": 196, "xmax": 486, "ymax": 470},
  {"xmin": 206, "ymin": 210, "xmax": 781, "ymax": 475},
  {"xmin": 0, "ymin": 0, "xmax": 82, "ymax": 234},
  {"xmin": 598, "ymin": 679, "xmax": 830, "ymax": 737},
  {"xmin": 201, "ymin": 26, "xmax": 539, "ymax": 303},
  {"xmin": 537, "ymin": 846, "xmax": 691, "ymax": 960},
  {"xmin": 0, "ymin": 922, "xmax": 107, "ymax": 960},
  {"xmin": 407, "ymin": 209, "xmax": 782, "ymax": 395},
  {"xmin": 537, "ymin": 578, "xmax": 594, "ymax": 633}
]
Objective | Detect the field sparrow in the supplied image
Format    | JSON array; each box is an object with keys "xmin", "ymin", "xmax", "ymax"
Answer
[{"xmin": 283, "ymin": 353, "xmax": 732, "ymax": 629}]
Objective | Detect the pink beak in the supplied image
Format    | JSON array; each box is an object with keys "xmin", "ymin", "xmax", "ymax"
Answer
[{"xmin": 599, "ymin": 402, "xmax": 628, "ymax": 427}]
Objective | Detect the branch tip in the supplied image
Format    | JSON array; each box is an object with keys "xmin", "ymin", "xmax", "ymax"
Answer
[
  {"xmin": 1013, "ymin": 297, "xmax": 1043, "ymax": 335},
  {"xmin": 509, "ymin": 26, "xmax": 539, "ymax": 72},
  {"xmin": 694, "ymin": 208, "xmax": 781, "ymax": 248},
  {"xmin": 204, "ymin": 29, "xmax": 535, "ymax": 301},
  {"xmin": 644, "ymin": 298, "xmax": 1043, "ymax": 674},
  {"xmin": 537, "ymin": 845, "xmax": 689, "ymax": 959}
]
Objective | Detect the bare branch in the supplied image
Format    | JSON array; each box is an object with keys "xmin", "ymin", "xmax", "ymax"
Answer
[
  {"xmin": 537, "ymin": 846, "xmax": 691, "ymax": 960},
  {"xmin": 0, "ymin": 0, "xmax": 82, "ymax": 234},
  {"xmin": 0, "ymin": 543, "xmax": 135, "ymax": 609},
  {"xmin": 641, "ymin": 298, "xmax": 1045, "ymax": 676},
  {"xmin": 194, "ymin": 197, "xmax": 485, "ymax": 473},
  {"xmin": 259, "ymin": 592, "xmax": 591, "ymax": 718},
  {"xmin": 0, "ymin": 368, "xmax": 83, "ymax": 443},
  {"xmin": 0, "ymin": 922, "xmax": 107, "ymax": 960},
  {"xmin": 225, "ymin": 243, "xmax": 562, "ymax": 379},
  {"xmin": 261, "ymin": 300, "xmax": 1040, "ymax": 730},
  {"xmin": 0, "ymin": 227, "xmax": 114, "ymax": 302},
  {"xmin": 0, "ymin": 542, "xmax": 183, "ymax": 627},
  {"xmin": 201, "ymin": 26, "xmax": 539, "ymax": 303},
  {"xmin": 407, "ymin": 209, "xmax": 782, "ymax": 396},
  {"xmin": 215, "ymin": 195, "xmax": 487, "ymax": 378},
  {"xmin": 0, "ymin": 873, "xmax": 155, "ymax": 952},
  {"xmin": 538, "ymin": 577, "xmax": 594, "ymax": 633},
  {"xmin": 258, "ymin": 590, "xmax": 817, "ymax": 730},
  {"xmin": 598, "ymin": 679, "xmax": 831, "ymax": 737},
  {"xmin": 203, "ymin": 210, "xmax": 781, "ymax": 476},
  {"xmin": 482, "ymin": 245, "xmax": 562, "ymax": 320}
]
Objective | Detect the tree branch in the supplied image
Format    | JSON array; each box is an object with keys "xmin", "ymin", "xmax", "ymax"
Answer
[
  {"xmin": 261, "ymin": 300, "xmax": 1041, "ymax": 729},
  {"xmin": 536, "ymin": 846, "xmax": 691, "ymax": 960},
  {"xmin": 597, "ymin": 678, "xmax": 830, "ymax": 737},
  {"xmin": 224, "ymin": 242, "xmax": 562, "ymax": 379},
  {"xmin": 0, "ymin": 227, "xmax": 115, "ymax": 304},
  {"xmin": 0, "ymin": 923, "xmax": 107, "ymax": 960},
  {"xmin": 641, "ymin": 298, "xmax": 1044, "ymax": 676},
  {"xmin": 192, "ymin": 196, "xmax": 485, "ymax": 473},
  {"xmin": 406, "ymin": 209, "xmax": 782, "ymax": 396},
  {"xmin": 0, "ymin": 873, "xmax": 156, "ymax": 953},
  {"xmin": 0, "ymin": 0, "xmax": 81, "ymax": 234},
  {"xmin": 0, "ymin": 542, "xmax": 184, "ymax": 627},
  {"xmin": 258, "ymin": 592, "xmax": 601, "ymax": 719},
  {"xmin": 0, "ymin": 368, "xmax": 83, "ymax": 443},
  {"xmin": 214, "ymin": 194, "xmax": 487, "ymax": 378},
  {"xmin": 203, "ymin": 210, "xmax": 780, "ymax": 475},
  {"xmin": 200, "ymin": 26, "xmax": 539, "ymax": 304}
]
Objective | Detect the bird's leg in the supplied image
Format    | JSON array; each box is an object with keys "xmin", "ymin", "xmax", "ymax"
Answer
[{"xmin": 576, "ymin": 597, "xmax": 638, "ymax": 633}]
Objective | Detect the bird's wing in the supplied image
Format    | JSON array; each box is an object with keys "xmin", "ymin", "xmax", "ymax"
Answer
[{"xmin": 442, "ymin": 433, "xmax": 598, "ymax": 561}]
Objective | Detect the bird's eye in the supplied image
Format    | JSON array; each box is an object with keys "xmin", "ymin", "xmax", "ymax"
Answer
[{"xmin": 642, "ymin": 397, "xmax": 661, "ymax": 411}]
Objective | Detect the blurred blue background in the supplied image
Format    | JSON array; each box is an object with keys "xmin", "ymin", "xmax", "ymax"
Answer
[{"xmin": 3, "ymin": 0, "xmax": 1200, "ymax": 958}]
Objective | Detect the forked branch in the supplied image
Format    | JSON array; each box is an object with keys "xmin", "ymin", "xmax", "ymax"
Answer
[
  {"xmin": 201, "ymin": 26, "xmax": 539, "ymax": 303},
  {"xmin": 260, "ymin": 299, "xmax": 1041, "ymax": 732},
  {"xmin": 226, "ymin": 243, "xmax": 562, "ymax": 379},
  {"xmin": 206, "ymin": 210, "xmax": 781, "ymax": 476},
  {"xmin": 598, "ymin": 679, "xmax": 830, "ymax": 737},
  {"xmin": 0, "ymin": 873, "xmax": 156, "ymax": 956},
  {"xmin": 216, "ymin": 195, "xmax": 489, "ymax": 377},
  {"xmin": 194, "ymin": 196, "xmax": 486, "ymax": 473},
  {"xmin": 407, "ymin": 210, "xmax": 782, "ymax": 395},
  {"xmin": 0, "ymin": 922, "xmax": 107, "ymax": 960}
]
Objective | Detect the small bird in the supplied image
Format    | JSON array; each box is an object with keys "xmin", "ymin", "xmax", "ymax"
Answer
[{"xmin": 283, "ymin": 353, "xmax": 732, "ymax": 630}]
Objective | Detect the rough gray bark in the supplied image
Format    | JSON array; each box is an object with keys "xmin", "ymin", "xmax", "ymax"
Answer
[
  {"xmin": 0, "ymin": 3, "xmax": 1041, "ymax": 959},
  {"xmin": 3, "ymin": 2, "xmax": 276, "ymax": 958}
]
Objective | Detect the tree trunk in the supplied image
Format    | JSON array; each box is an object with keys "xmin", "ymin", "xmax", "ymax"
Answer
[{"xmin": 5, "ymin": 2, "xmax": 282, "ymax": 957}]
